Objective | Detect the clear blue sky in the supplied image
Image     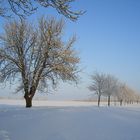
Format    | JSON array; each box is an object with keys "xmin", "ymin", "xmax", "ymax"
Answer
[{"xmin": 0, "ymin": 0, "xmax": 140, "ymax": 100}]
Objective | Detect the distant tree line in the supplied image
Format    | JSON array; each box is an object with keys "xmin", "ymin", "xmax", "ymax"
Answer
[{"xmin": 88, "ymin": 72, "xmax": 140, "ymax": 107}]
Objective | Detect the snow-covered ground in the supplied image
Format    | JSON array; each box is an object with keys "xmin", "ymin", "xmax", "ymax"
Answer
[{"xmin": 0, "ymin": 99, "xmax": 140, "ymax": 140}]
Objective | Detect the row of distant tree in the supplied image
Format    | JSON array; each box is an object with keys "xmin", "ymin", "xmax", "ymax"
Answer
[{"xmin": 88, "ymin": 72, "xmax": 140, "ymax": 107}]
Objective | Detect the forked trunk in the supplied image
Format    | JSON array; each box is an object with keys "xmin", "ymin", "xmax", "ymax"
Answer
[
  {"xmin": 24, "ymin": 95, "xmax": 32, "ymax": 108},
  {"xmin": 24, "ymin": 86, "xmax": 36, "ymax": 108}
]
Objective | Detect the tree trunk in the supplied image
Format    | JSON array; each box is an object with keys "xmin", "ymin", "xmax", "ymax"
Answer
[
  {"xmin": 108, "ymin": 95, "xmax": 110, "ymax": 106},
  {"xmin": 98, "ymin": 94, "xmax": 101, "ymax": 107},
  {"xmin": 24, "ymin": 96, "xmax": 32, "ymax": 108}
]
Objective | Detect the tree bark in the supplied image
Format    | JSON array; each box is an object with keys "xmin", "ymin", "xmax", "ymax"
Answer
[
  {"xmin": 24, "ymin": 95, "xmax": 32, "ymax": 108},
  {"xmin": 98, "ymin": 94, "xmax": 101, "ymax": 107}
]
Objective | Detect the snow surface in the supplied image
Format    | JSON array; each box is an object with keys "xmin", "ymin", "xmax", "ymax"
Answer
[{"xmin": 0, "ymin": 100, "xmax": 140, "ymax": 140}]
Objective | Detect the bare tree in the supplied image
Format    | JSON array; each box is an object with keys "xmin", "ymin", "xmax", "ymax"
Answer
[
  {"xmin": 88, "ymin": 72, "xmax": 106, "ymax": 107},
  {"xmin": 103, "ymin": 74, "xmax": 118, "ymax": 106},
  {"xmin": 0, "ymin": 0, "xmax": 84, "ymax": 21},
  {"xmin": 0, "ymin": 17, "xmax": 80, "ymax": 107}
]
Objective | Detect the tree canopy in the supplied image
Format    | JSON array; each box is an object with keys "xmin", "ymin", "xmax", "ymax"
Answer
[{"xmin": 0, "ymin": 17, "xmax": 80, "ymax": 107}]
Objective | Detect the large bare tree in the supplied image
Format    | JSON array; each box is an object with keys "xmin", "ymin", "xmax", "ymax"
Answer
[
  {"xmin": 0, "ymin": 0, "xmax": 84, "ymax": 21},
  {"xmin": 0, "ymin": 17, "xmax": 80, "ymax": 107}
]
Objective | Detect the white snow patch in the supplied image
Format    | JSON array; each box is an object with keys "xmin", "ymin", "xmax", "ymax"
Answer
[
  {"xmin": 1, "ymin": 99, "xmax": 140, "ymax": 107},
  {"xmin": 0, "ymin": 99, "xmax": 140, "ymax": 140}
]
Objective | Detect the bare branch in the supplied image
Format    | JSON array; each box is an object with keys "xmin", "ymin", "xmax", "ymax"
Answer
[{"xmin": 0, "ymin": 0, "xmax": 85, "ymax": 21}]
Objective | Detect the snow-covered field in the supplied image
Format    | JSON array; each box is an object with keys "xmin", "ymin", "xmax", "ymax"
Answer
[{"xmin": 0, "ymin": 99, "xmax": 140, "ymax": 140}]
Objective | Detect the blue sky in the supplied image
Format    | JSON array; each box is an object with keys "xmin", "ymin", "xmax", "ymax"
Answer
[{"xmin": 0, "ymin": 0, "xmax": 140, "ymax": 100}]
